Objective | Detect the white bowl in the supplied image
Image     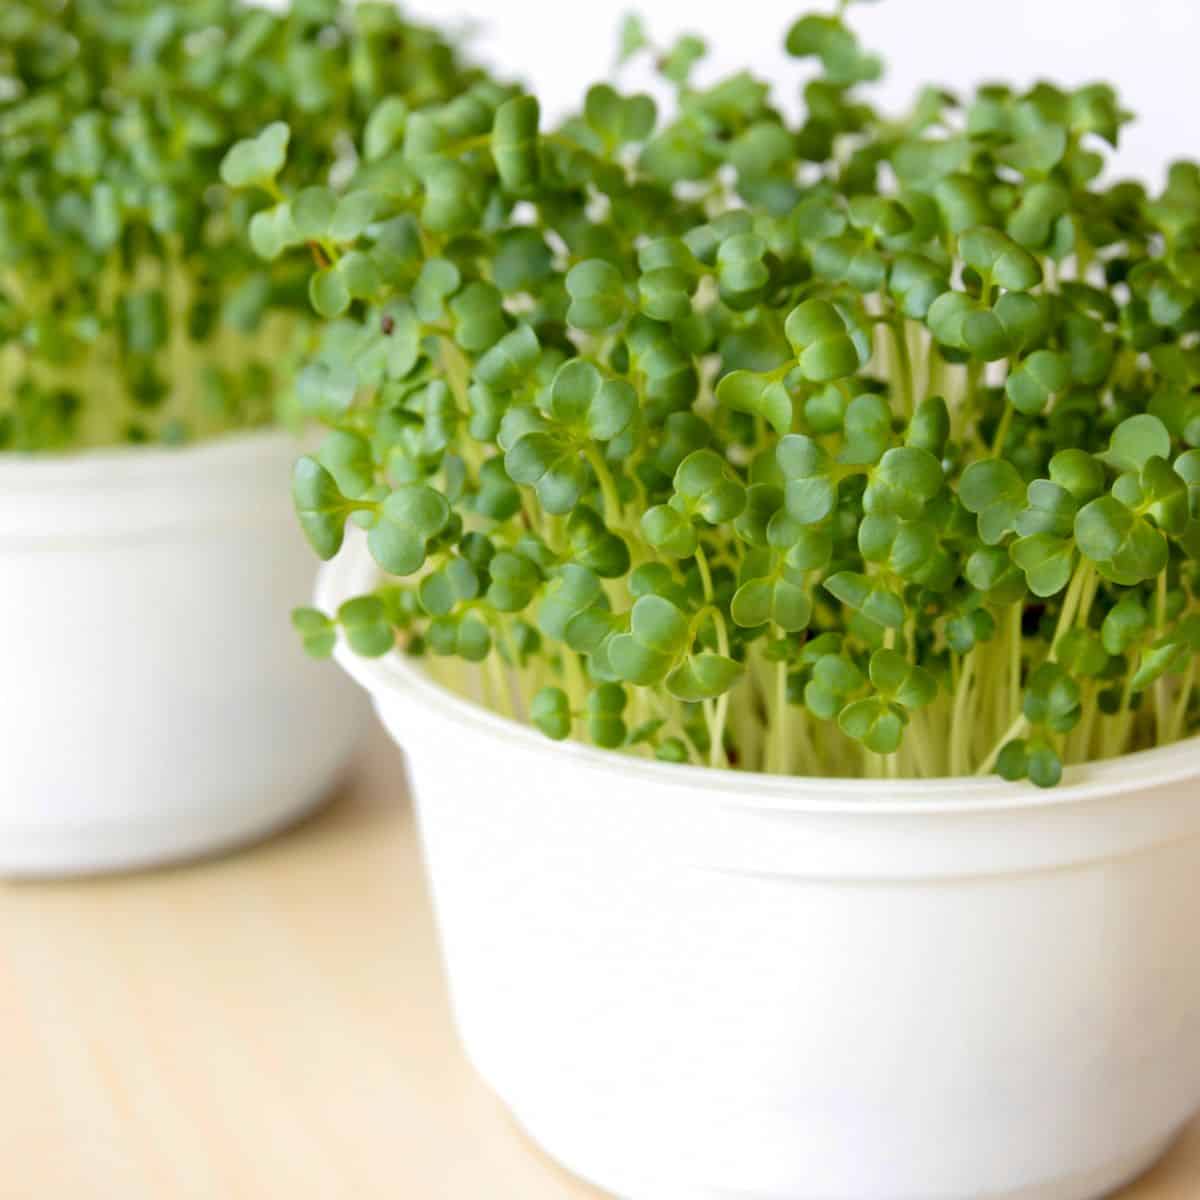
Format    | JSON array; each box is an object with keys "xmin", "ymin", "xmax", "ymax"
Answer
[
  {"xmin": 319, "ymin": 536, "xmax": 1200, "ymax": 1200},
  {"xmin": 0, "ymin": 430, "xmax": 368, "ymax": 876}
]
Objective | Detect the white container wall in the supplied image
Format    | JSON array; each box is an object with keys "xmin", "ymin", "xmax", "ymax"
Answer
[
  {"xmin": 320, "ymin": 540, "xmax": 1200, "ymax": 1200},
  {"xmin": 0, "ymin": 431, "xmax": 368, "ymax": 876}
]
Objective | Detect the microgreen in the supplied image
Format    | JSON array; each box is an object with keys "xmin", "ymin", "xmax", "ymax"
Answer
[
  {"xmin": 243, "ymin": 5, "xmax": 1200, "ymax": 784},
  {"xmin": 0, "ymin": 0, "xmax": 479, "ymax": 450}
]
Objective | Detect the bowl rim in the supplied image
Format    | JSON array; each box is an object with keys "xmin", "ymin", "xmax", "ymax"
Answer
[
  {"xmin": 318, "ymin": 534, "xmax": 1200, "ymax": 816},
  {"xmin": 0, "ymin": 426, "xmax": 295, "ymax": 492}
]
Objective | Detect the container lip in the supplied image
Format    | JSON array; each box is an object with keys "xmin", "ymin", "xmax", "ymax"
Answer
[
  {"xmin": 317, "ymin": 536, "xmax": 1200, "ymax": 816},
  {"xmin": 0, "ymin": 426, "xmax": 295, "ymax": 492}
]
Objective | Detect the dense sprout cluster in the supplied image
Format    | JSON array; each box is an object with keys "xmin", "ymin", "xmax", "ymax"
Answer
[
  {"xmin": 244, "ymin": 6, "xmax": 1200, "ymax": 784},
  {"xmin": 0, "ymin": 0, "xmax": 479, "ymax": 449}
]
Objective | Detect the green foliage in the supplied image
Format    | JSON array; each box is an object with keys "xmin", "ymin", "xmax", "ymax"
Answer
[
  {"xmin": 264, "ymin": 6, "xmax": 1200, "ymax": 784},
  {"xmin": 0, "ymin": 0, "xmax": 481, "ymax": 450}
]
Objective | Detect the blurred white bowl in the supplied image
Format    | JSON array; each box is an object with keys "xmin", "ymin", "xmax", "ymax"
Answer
[{"xmin": 0, "ymin": 430, "xmax": 368, "ymax": 876}]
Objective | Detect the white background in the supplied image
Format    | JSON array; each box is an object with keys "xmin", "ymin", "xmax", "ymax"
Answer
[{"xmin": 398, "ymin": 0, "xmax": 1199, "ymax": 187}]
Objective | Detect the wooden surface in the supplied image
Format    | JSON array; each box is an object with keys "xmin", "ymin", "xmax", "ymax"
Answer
[{"xmin": 1, "ymin": 725, "xmax": 1198, "ymax": 1200}]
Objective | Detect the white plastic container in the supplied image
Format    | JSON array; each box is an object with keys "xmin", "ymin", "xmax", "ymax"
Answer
[
  {"xmin": 320, "ymin": 538, "xmax": 1200, "ymax": 1200},
  {"xmin": 0, "ymin": 431, "xmax": 368, "ymax": 876}
]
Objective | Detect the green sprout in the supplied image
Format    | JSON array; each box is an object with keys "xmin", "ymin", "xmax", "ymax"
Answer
[
  {"xmin": 243, "ymin": 7, "xmax": 1200, "ymax": 785},
  {"xmin": 0, "ymin": 0, "xmax": 480, "ymax": 450}
]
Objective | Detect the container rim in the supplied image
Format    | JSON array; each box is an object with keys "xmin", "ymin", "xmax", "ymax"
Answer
[
  {"xmin": 0, "ymin": 426, "xmax": 296, "ymax": 492},
  {"xmin": 317, "ymin": 536, "xmax": 1200, "ymax": 816}
]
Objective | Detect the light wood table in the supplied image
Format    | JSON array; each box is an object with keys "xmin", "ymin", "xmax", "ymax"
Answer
[{"xmin": 1, "ymin": 726, "xmax": 1197, "ymax": 1200}]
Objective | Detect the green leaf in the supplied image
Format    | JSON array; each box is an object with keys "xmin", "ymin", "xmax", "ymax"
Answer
[
  {"xmin": 418, "ymin": 558, "xmax": 479, "ymax": 616},
  {"xmin": 641, "ymin": 504, "xmax": 698, "ymax": 557},
  {"xmin": 666, "ymin": 654, "xmax": 743, "ymax": 701},
  {"xmin": 1027, "ymin": 740, "xmax": 1063, "ymax": 788},
  {"xmin": 933, "ymin": 174, "xmax": 994, "ymax": 233},
  {"xmin": 716, "ymin": 370, "xmax": 793, "ymax": 436},
  {"xmin": 1055, "ymin": 629, "xmax": 1110, "ymax": 678},
  {"xmin": 292, "ymin": 456, "xmax": 350, "ymax": 560},
  {"xmin": 995, "ymin": 739, "xmax": 1029, "ymax": 782},
  {"xmin": 823, "ymin": 571, "xmax": 905, "ymax": 629},
  {"xmin": 412, "ymin": 258, "xmax": 461, "ymax": 323},
  {"xmin": 947, "ymin": 608, "xmax": 997, "ymax": 654},
  {"xmin": 309, "ymin": 266, "xmax": 350, "ymax": 318},
  {"xmin": 450, "ymin": 282, "xmax": 508, "ymax": 355},
  {"xmin": 784, "ymin": 473, "xmax": 837, "ymax": 525},
  {"xmin": 337, "ymin": 596, "xmax": 394, "ymax": 657},
  {"xmin": 1075, "ymin": 495, "xmax": 1169, "ymax": 584},
  {"xmin": 367, "ymin": 485, "xmax": 450, "ymax": 576},
  {"xmin": 531, "ymin": 687, "xmax": 572, "ymax": 740},
  {"xmin": 735, "ymin": 483, "xmax": 784, "ymax": 548},
  {"xmin": 673, "ymin": 450, "xmax": 746, "ymax": 523},
  {"xmin": 731, "ymin": 575, "xmax": 812, "ymax": 632},
  {"xmin": 869, "ymin": 648, "xmax": 936, "ymax": 709},
  {"xmin": 550, "ymin": 359, "xmax": 636, "ymax": 441},
  {"xmin": 384, "ymin": 484, "xmax": 451, "ymax": 538},
  {"xmin": 777, "ymin": 434, "xmax": 837, "ymax": 524},
  {"xmin": 906, "ymin": 396, "xmax": 950, "ymax": 457},
  {"xmin": 630, "ymin": 593, "xmax": 690, "ymax": 653},
  {"xmin": 799, "ymin": 333, "xmax": 862, "ymax": 383},
  {"xmin": 566, "ymin": 260, "xmax": 628, "ymax": 331},
  {"xmin": 1100, "ymin": 414, "xmax": 1172, "ymax": 474},
  {"xmin": 889, "ymin": 253, "xmax": 949, "ymax": 319},
  {"xmin": 639, "ymin": 267, "xmax": 694, "ymax": 322},
  {"xmin": 839, "ymin": 394, "xmax": 892, "ymax": 465},
  {"xmin": 1101, "ymin": 598, "xmax": 1149, "ymax": 655},
  {"xmin": 1049, "ymin": 450, "xmax": 1105, "ymax": 503},
  {"xmin": 585, "ymin": 84, "xmax": 656, "ymax": 144},
  {"xmin": 248, "ymin": 203, "xmax": 297, "ymax": 260},
  {"xmin": 1140, "ymin": 456, "xmax": 1190, "ymax": 534},
  {"xmin": 959, "ymin": 459, "xmax": 1025, "ymax": 544},
  {"xmin": 812, "ymin": 653, "xmax": 865, "ymax": 696},
  {"xmin": 476, "ymin": 325, "xmax": 540, "ymax": 391},
  {"xmin": 1015, "ymin": 480, "xmax": 1078, "ymax": 539},
  {"xmin": 567, "ymin": 505, "xmax": 630, "ymax": 577},
  {"xmin": 337, "ymin": 251, "xmax": 382, "ymax": 300},
  {"xmin": 492, "ymin": 95, "xmax": 541, "ymax": 192},
  {"xmin": 617, "ymin": 14, "xmax": 649, "ymax": 63},
  {"xmin": 997, "ymin": 122, "xmax": 1068, "ymax": 176},
  {"xmin": 317, "ymin": 429, "xmax": 374, "ymax": 498},
  {"xmin": 292, "ymin": 607, "xmax": 336, "ymax": 659},
  {"xmin": 1023, "ymin": 662, "xmax": 1081, "ymax": 733},
  {"xmin": 958, "ymin": 226, "xmax": 1043, "ymax": 290},
  {"xmin": 587, "ymin": 683, "xmax": 628, "ymax": 748},
  {"xmin": 493, "ymin": 228, "xmax": 554, "ymax": 293},
  {"xmin": 1130, "ymin": 638, "xmax": 1191, "ymax": 692},
  {"xmin": 926, "ymin": 290, "xmax": 974, "ymax": 350},
  {"xmin": 219, "ymin": 121, "xmax": 289, "ymax": 190},
  {"xmin": 864, "ymin": 447, "xmax": 944, "ymax": 519},
  {"xmin": 785, "ymin": 299, "xmax": 861, "ymax": 382},
  {"xmin": 364, "ymin": 97, "xmax": 409, "ymax": 162},
  {"xmin": 608, "ymin": 636, "xmax": 674, "ymax": 686},
  {"xmin": 486, "ymin": 550, "xmax": 541, "ymax": 613},
  {"xmin": 961, "ymin": 309, "xmax": 1011, "ymax": 361},
  {"xmin": 420, "ymin": 160, "xmax": 485, "ymax": 234},
  {"xmin": 965, "ymin": 546, "xmax": 1025, "ymax": 603},
  {"xmin": 717, "ymin": 233, "xmax": 770, "ymax": 309},
  {"xmin": 1011, "ymin": 533, "xmax": 1076, "ymax": 597},
  {"xmin": 431, "ymin": 615, "xmax": 492, "ymax": 663},
  {"xmin": 538, "ymin": 565, "xmax": 607, "ymax": 642},
  {"xmin": 1005, "ymin": 349, "xmax": 1070, "ymax": 415},
  {"xmin": 293, "ymin": 186, "xmax": 337, "ymax": 241},
  {"xmin": 838, "ymin": 697, "xmax": 905, "ymax": 754}
]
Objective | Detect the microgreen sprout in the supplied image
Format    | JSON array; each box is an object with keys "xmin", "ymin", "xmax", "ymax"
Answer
[
  {"xmin": 246, "ymin": 5, "xmax": 1200, "ymax": 784},
  {"xmin": 0, "ymin": 0, "xmax": 479, "ymax": 450}
]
